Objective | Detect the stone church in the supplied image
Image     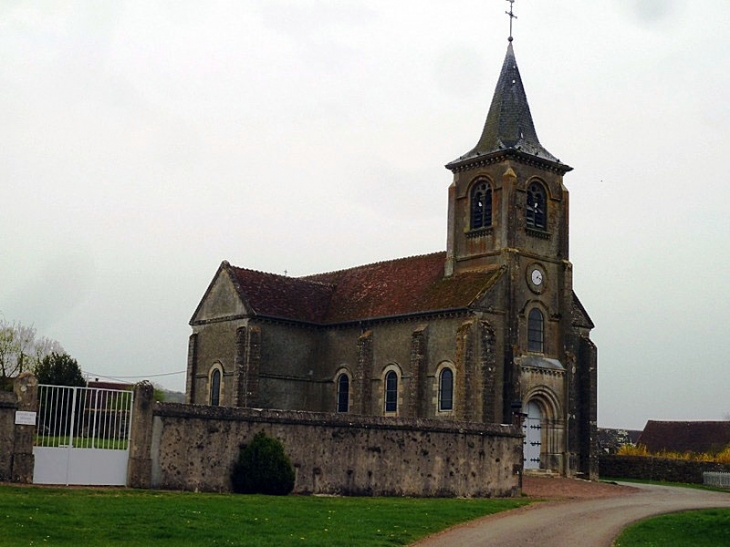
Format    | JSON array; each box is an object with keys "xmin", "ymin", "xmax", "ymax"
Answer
[{"xmin": 186, "ymin": 40, "xmax": 598, "ymax": 479}]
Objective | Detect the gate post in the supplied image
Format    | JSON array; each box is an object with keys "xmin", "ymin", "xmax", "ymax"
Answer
[
  {"xmin": 12, "ymin": 372, "xmax": 38, "ymax": 483},
  {"xmin": 128, "ymin": 381, "xmax": 155, "ymax": 488}
]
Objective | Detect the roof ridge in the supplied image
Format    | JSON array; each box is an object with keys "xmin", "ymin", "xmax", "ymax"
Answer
[
  {"xmin": 228, "ymin": 264, "xmax": 333, "ymax": 287},
  {"xmin": 228, "ymin": 251, "xmax": 445, "ymax": 284},
  {"xmin": 300, "ymin": 251, "xmax": 445, "ymax": 279}
]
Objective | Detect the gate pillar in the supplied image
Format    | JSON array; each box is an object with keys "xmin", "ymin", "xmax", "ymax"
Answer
[
  {"xmin": 128, "ymin": 381, "xmax": 155, "ymax": 488},
  {"xmin": 12, "ymin": 373, "xmax": 38, "ymax": 483}
]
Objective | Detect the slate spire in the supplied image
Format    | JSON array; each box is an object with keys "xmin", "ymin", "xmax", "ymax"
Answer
[{"xmin": 447, "ymin": 43, "xmax": 567, "ymax": 170}]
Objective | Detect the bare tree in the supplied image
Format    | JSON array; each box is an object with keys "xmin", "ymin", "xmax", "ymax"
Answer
[
  {"xmin": 0, "ymin": 323, "xmax": 16, "ymax": 379},
  {"xmin": 14, "ymin": 323, "xmax": 36, "ymax": 375},
  {"xmin": 0, "ymin": 319, "xmax": 64, "ymax": 379},
  {"xmin": 34, "ymin": 336, "xmax": 65, "ymax": 365}
]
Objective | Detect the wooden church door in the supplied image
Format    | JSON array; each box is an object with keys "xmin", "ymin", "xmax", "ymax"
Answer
[{"xmin": 523, "ymin": 401, "xmax": 542, "ymax": 470}]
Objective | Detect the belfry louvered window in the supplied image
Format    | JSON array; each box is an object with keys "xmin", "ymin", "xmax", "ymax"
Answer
[
  {"xmin": 528, "ymin": 308, "xmax": 545, "ymax": 353},
  {"xmin": 526, "ymin": 182, "xmax": 547, "ymax": 229},
  {"xmin": 470, "ymin": 181, "xmax": 493, "ymax": 230}
]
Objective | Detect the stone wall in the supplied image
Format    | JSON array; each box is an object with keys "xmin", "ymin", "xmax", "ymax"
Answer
[
  {"xmin": 0, "ymin": 374, "xmax": 38, "ymax": 483},
  {"xmin": 600, "ymin": 455, "xmax": 730, "ymax": 484},
  {"xmin": 0, "ymin": 390, "xmax": 17, "ymax": 481},
  {"xmin": 129, "ymin": 384, "xmax": 522, "ymax": 497}
]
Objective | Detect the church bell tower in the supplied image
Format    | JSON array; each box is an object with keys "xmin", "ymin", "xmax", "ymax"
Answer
[
  {"xmin": 442, "ymin": 14, "xmax": 598, "ymax": 478},
  {"xmin": 444, "ymin": 41, "xmax": 572, "ymax": 278}
]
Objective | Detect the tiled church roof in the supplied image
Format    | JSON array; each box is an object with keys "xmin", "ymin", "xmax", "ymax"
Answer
[
  {"xmin": 227, "ymin": 252, "xmax": 503, "ymax": 325},
  {"xmin": 227, "ymin": 266, "xmax": 334, "ymax": 324},
  {"xmin": 638, "ymin": 420, "xmax": 730, "ymax": 455}
]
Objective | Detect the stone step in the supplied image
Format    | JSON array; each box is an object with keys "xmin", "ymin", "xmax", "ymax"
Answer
[{"xmin": 523, "ymin": 469, "xmax": 561, "ymax": 478}]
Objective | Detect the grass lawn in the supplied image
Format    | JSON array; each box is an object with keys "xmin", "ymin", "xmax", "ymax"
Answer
[
  {"xmin": 614, "ymin": 508, "xmax": 730, "ymax": 547},
  {"xmin": 0, "ymin": 486, "xmax": 529, "ymax": 546}
]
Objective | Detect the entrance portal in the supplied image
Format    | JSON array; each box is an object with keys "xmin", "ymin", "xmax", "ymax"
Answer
[{"xmin": 523, "ymin": 400, "xmax": 542, "ymax": 470}]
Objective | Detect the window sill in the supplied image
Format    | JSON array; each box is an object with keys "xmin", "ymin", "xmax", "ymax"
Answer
[
  {"xmin": 466, "ymin": 227, "xmax": 493, "ymax": 238},
  {"xmin": 525, "ymin": 227, "xmax": 550, "ymax": 240}
]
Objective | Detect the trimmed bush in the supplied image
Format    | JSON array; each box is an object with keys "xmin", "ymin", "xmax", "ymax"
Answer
[
  {"xmin": 618, "ymin": 443, "xmax": 730, "ymax": 464},
  {"xmin": 231, "ymin": 431, "xmax": 295, "ymax": 495}
]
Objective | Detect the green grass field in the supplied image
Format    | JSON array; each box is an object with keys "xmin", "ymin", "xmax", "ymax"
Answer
[
  {"xmin": 0, "ymin": 486, "xmax": 529, "ymax": 546},
  {"xmin": 607, "ymin": 479, "xmax": 730, "ymax": 545},
  {"xmin": 614, "ymin": 508, "xmax": 730, "ymax": 547}
]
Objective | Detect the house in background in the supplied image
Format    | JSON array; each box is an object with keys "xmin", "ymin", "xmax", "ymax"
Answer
[
  {"xmin": 186, "ymin": 40, "xmax": 598, "ymax": 479},
  {"xmin": 638, "ymin": 421, "xmax": 730, "ymax": 455},
  {"xmin": 85, "ymin": 380, "xmax": 133, "ymax": 410},
  {"xmin": 87, "ymin": 380, "xmax": 133, "ymax": 391}
]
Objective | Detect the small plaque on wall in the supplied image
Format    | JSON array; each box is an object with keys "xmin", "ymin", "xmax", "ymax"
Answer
[{"xmin": 15, "ymin": 411, "xmax": 37, "ymax": 426}]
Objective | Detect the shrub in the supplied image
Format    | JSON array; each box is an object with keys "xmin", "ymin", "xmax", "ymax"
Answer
[
  {"xmin": 717, "ymin": 447, "xmax": 730, "ymax": 465},
  {"xmin": 231, "ymin": 431, "xmax": 295, "ymax": 495},
  {"xmin": 617, "ymin": 444, "xmax": 648, "ymax": 457},
  {"xmin": 35, "ymin": 352, "xmax": 86, "ymax": 387},
  {"xmin": 617, "ymin": 443, "xmax": 730, "ymax": 464}
]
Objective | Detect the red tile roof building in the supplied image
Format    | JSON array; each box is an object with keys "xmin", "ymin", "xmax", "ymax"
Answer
[
  {"xmin": 186, "ymin": 42, "xmax": 598, "ymax": 480},
  {"xmin": 638, "ymin": 421, "xmax": 730, "ymax": 455}
]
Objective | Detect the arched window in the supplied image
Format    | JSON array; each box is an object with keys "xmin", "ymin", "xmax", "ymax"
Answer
[
  {"xmin": 438, "ymin": 368, "xmax": 454, "ymax": 412},
  {"xmin": 384, "ymin": 371, "xmax": 398, "ymax": 413},
  {"xmin": 526, "ymin": 182, "xmax": 547, "ymax": 230},
  {"xmin": 470, "ymin": 181, "xmax": 493, "ymax": 230},
  {"xmin": 336, "ymin": 373, "xmax": 349, "ymax": 413},
  {"xmin": 210, "ymin": 368, "xmax": 221, "ymax": 406},
  {"xmin": 528, "ymin": 308, "xmax": 545, "ymax": 353}
]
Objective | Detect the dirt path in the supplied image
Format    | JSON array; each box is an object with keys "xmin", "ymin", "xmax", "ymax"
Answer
[{"xmin": 411, "ymin": 480, "xmax": 730, "ymax": 547}]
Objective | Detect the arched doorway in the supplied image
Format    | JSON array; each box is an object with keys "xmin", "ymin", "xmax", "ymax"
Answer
[{"xmin": 523, "ymin": 401, "xmax": 542, "ymax": 470}]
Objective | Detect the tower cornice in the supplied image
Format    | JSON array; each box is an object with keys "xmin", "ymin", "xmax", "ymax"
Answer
[{"xmin": 445, "ymin": 149, "xmax": 572, "ymax": 176}]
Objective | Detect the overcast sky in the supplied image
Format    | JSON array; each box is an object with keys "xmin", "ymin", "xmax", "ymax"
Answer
[{"xmin": 2, "ymin": 1, "xmax": 728, "ymax": 430}]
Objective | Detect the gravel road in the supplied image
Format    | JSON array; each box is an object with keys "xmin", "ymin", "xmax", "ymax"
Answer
[{"xmin": 411, "ymin": 481, "xmax": 730, "ymax": 547}]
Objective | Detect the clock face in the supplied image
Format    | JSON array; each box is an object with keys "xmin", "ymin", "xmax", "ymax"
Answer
[{"xmin": 526, "ymin": 265, "xmax": 546, "ymax": 293}]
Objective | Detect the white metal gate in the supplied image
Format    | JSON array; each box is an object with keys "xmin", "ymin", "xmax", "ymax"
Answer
[
  {"xmin": 33, "ymin": 385, "xmax": 134, "ymax": 485},
  {"xmin": 523, "ymin": 401, "xmax": 542, "ymax": 470}
]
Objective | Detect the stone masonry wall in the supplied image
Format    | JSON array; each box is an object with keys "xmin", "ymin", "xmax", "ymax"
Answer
[
  {"xmin": 0, "ymin": 374, "xmax": 38, "ymax": 483},
  {"xmin": 129, "ymin": 390, "xmax": 522, "ymax": 498},
  {"xmin": 600, "ymin": 455, "xmax": 730, "ymax": 484},
  {"xmin": 0, "ymin": 391, "xmax": 17, "ymax": 481}
]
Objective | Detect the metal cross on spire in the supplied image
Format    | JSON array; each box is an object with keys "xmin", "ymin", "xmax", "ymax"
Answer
[{"xmin": 505, "ymin": 0, "xmax": 517, "ymax": 42}]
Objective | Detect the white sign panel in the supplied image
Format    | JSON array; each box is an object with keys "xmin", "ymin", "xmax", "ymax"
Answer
[{"xmin": 15, "ymin": 411, "xmax": 37, "ymax": 426}]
